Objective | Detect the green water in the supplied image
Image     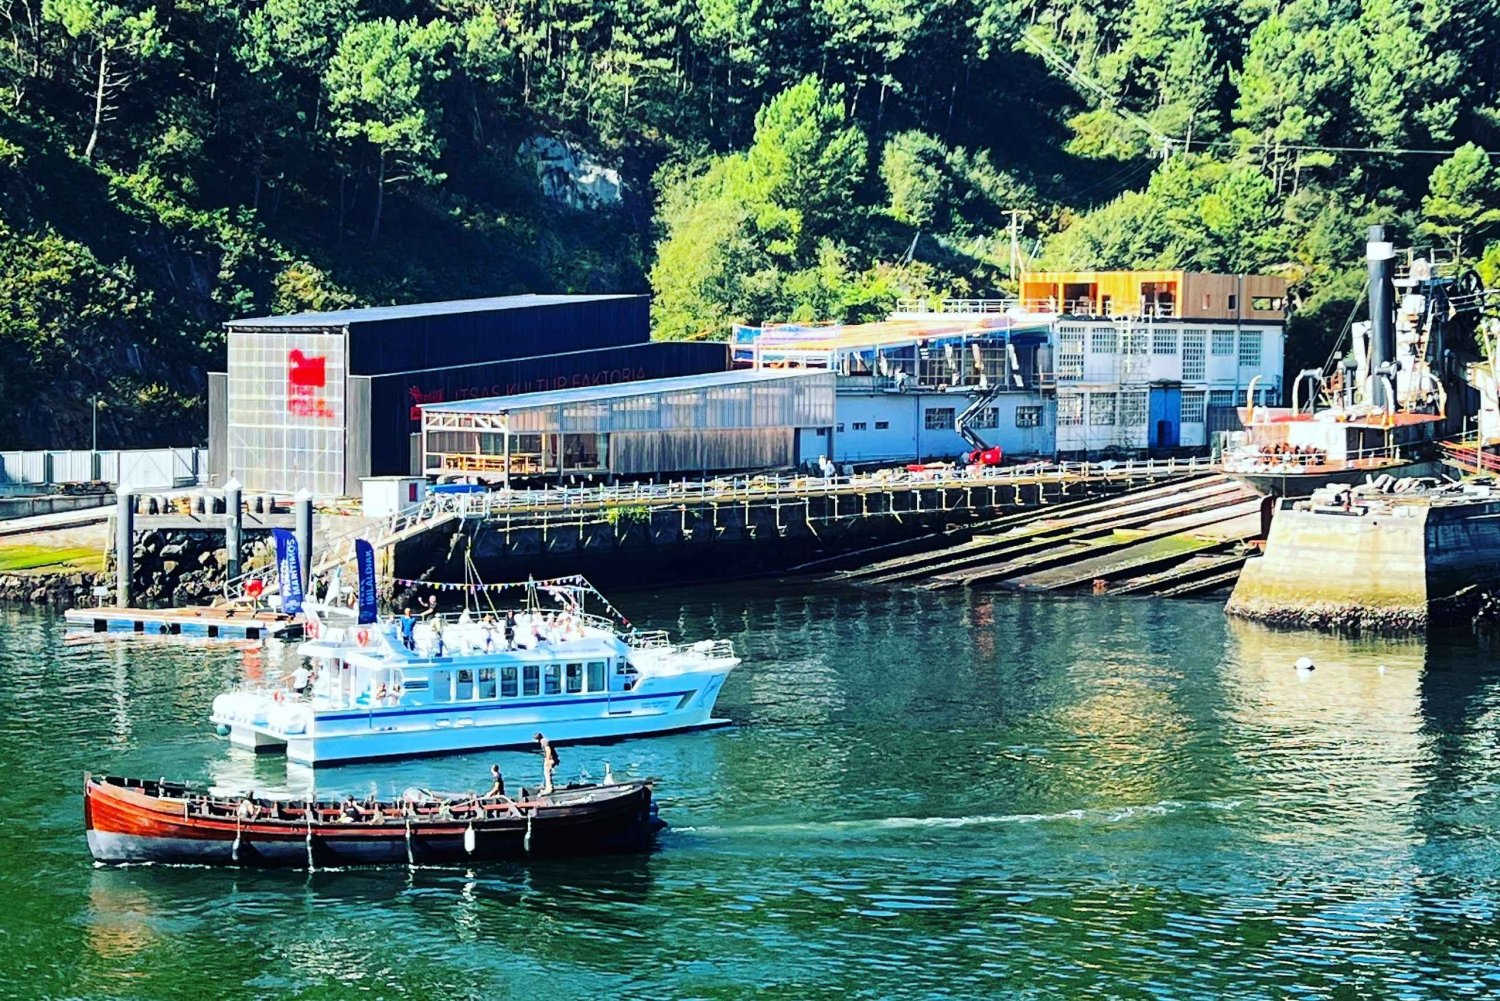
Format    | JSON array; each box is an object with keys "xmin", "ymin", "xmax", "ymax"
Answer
[{"xmin": 3, "ymin": 585, "xmax": 1500, "ymax": 1000}]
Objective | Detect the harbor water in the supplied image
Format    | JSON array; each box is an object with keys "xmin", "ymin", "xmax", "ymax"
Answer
[{"xmin": 3, "ymin": 585, "xmax": 1500, "ymax": 999}]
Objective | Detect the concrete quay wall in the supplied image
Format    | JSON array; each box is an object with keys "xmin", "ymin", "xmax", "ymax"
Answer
[
  {"xmin": 393, "ymin": 479, "xmax": 1091, "ymax": 590},
  {"xmin": 1227, "ymin": 497, "xmax": 1500, "ymax": 631}
]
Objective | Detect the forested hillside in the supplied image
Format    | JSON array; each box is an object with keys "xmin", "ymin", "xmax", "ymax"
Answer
[{"xmin": 3, "ymin": 0, "xmax": 1499, "ymax": 448}]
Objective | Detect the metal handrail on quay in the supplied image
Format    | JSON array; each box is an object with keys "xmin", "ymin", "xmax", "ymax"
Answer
[{"xmin": 441, "ymin": 456, "xmax": 1215, "ymax": 521}]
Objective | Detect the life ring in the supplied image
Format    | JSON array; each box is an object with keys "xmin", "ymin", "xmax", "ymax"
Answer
[
  {"xmin": 306, "ymin": 620, "xmax": 319, "ymax": 639},
  {"xmin": 356, "ymin": 629, "xmax": 370, "ymax": 647}
]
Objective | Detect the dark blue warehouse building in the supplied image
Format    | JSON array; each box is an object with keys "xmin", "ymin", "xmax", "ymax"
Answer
[{"xmin": 207, "ymin": 294, "xmax": 728, "ymax": 496}]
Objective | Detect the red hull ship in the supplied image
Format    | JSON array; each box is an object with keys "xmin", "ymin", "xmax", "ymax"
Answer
[{"xmin": 84, "ymin": 773, "xmax": 663, "ymax": 867}]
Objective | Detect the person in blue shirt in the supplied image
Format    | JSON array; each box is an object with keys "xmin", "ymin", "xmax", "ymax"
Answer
[{"xmin": 399, "ymin": 607, "xmax": 417, "ymax": 650}]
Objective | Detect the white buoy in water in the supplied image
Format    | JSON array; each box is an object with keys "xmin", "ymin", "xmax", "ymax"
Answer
[
  {"xmin": 1295, "ymin": 656, "xmax": 1315, "ymax": 672},
  {"xmin": 463, "ymin": 824, "xmax": 476, "ymax": 855}
]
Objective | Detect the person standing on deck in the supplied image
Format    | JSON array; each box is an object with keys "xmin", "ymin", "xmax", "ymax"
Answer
[
  {"xmin": 484, "ymin": 764, "xmax": 505, "ymax": 799},
  {"xmin": 399, "ymin": 607, "xmax": 417, "ymax": 650},
  {"xmin": 534, "ymin": 732, "xmax": 559, "ymax": 795}
]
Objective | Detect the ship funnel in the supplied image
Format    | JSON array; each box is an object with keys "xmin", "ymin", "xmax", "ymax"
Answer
[{"xmin": 1367, "ymin": 224, "xmax": 1396, "ymax": 408}]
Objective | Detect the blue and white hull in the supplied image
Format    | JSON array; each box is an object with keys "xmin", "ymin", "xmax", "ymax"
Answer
[{"xmin": 210, "ymin": 593, "xmax": 739, "ymax": 767}]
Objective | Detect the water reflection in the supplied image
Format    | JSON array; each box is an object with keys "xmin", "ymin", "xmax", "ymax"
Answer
[{"xmin": 14, "ymin": 590, "xmax": 1500, "ymax": 997}]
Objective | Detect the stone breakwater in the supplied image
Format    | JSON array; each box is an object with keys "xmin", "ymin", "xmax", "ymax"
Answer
[
  {"xmin": 0, "ymin": 529, "xmax": 261, "ymax": 609},
  {"xmin": 127, "ymin": 529, "xmax": 261, "ymax": 606},
  {"xmin": 0, "ymin": 570, "xmax": 103, "ymax": 606}
]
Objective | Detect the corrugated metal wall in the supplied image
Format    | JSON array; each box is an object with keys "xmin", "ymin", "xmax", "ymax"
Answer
[
  {"xmin": 345, "ymin": 376, "xmax": 372, "ymax": 495},
  {"xmin": 610, "ymin": 428, "xmax": 795, "ymax": 474},
  {"xmin": 345, "ymin": 296, "xmax": 650, "ymax": 374},
  {"xmin": 367, "ymin": 342, "xmax": 728, "ymax": 476},
  {"xmin": 207, "ymin": 371, "xmax": 227, "ymax": 486},
  {"xmin": 506, "ymin": 370, "xmax": 836, "ymax": 434}
]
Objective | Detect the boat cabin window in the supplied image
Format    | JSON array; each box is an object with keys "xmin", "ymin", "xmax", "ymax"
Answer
[
  {"xmin": 478, "ymin": 668, "xmax": 497, "ymax": 699},
  {"xmin": 587, "ymin": 661, "xmax": 606, "ymax": 692},
  {"xmin": 565, "ymin": 663, "xmax": 583, "ymax": 694},
  {"xmin": 544, "ymin": 665, "xmax": 561, "ymax": 695},
  {"xmin": 456, "ymin": 668, "xmax": 474, "ymax": 700},
  {"xmin": 430, "ymin": 669, "xmax": 452, "ymax": 703},
  {"xmin": 501, "ymin": 666, "xmax": 518, "ymax": 698},
  {"xmin": 523, "ymin": 665, "xmax": 539, "ymax": 697}
]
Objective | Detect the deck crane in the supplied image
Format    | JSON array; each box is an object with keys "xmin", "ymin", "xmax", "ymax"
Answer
[
  {"xmin": 952, "ymin": 339, "xmax": 1008, "ymax": 466},
  {"xmin": 956, "ymin": 382, "xmax": 1004, "ymax": 466}
]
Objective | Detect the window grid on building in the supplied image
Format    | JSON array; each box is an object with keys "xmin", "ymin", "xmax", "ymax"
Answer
[
  {"xmin": 1090, "ymin": 328, "xmax": 1118, "ymax": 354},
  {"xmin": 1118, "ymin": 391, "xmax": 1148, "ymax": 426},
  {"xmin": 1090, "ymin": 392, "xmax": 1117, "ymax": 426},
  {"xmin": 925, "ymin": 407, "xmax": 956, "ymax": 431},
  {"xmin": 1152, "ymin": 329, "xmax": 1178, "ymax": 355},
  {"xmin": 1208, "ymin": 389, "xmax": 1237, "ymax": 409},
  {"xmin": 1182, "ymin": 329, "xmax": 1206, "ymax": 381},
  {"xmin": 1057, "ymin": 329, "xmax": 1085, "ymax": 379},
  {"xmin": 970, "ymin": 407, "xmax": 998, "ymax": 430},
  {"xmin": 1212, "ymin": 330, "xmax": 1235, "ymax": 356},
  {"xmin": 1016, "ymin": 406, "xmax": 1042, "ymax": 428},
  {"xmin": 1181, "ymin": 390, "xmax": 1207, "ymax": 423},
  {"xmin": 1124, "ymin": 327, "xmax": 1150, "ymax": 354},
  {"xmin": 1237, "ymin": 331, "xmax": 1262, "ymax": 367},
  {"xmin": 1058, "ymin": 395, "xmax": 1084, "ymax": 426}
]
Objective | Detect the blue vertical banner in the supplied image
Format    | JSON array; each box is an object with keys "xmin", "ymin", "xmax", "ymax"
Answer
[
  {"xmin": 355, "ymin": 538, "xmax": 378, "ymax": 625},
  {"xmin": 273, "ymin": 528, "xmax": 304, "ymax": 615}
]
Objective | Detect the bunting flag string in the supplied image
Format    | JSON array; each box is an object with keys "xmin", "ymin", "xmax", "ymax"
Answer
[{"xmin": 380, "ymin": 574, "xmax": 633, "ymax": 629}]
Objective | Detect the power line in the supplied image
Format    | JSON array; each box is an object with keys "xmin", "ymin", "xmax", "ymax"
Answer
[{"xmin": 1019, "ymin": 29, "xmax": 1500, "ymax": 162}]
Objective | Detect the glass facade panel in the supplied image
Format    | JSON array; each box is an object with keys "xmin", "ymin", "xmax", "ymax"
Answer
[{"xmin": 226, "ymin": 329, "xmax": 347, "ymax": 496}]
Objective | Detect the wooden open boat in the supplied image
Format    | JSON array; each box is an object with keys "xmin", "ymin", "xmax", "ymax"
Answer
[{"xmin": 84, "ymin": 772, "xmax": 664, "ymax": 867}]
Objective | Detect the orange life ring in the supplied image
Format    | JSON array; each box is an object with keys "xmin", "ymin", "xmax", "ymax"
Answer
[{"xmin": 356, "ymin": 629, "xmax": 370, "ymax": 647}]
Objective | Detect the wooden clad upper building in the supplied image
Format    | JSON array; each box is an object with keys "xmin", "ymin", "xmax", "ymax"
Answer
[{"xmin": 1020, "ymin": 270, "xmax": 1288, "ymax": 323}]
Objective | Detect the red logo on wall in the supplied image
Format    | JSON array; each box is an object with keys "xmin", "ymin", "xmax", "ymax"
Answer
[{"xmin": 288, "ymin": 349, "xmax": 334, "ymax": 419}]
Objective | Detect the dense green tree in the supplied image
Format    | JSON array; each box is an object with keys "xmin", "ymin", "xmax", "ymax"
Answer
[
  {"xmin": 1, "ymin": 0, "xmax": 1499, "ymax": 445},
  {"xmin": 324, "ymin": 17, "xmax": 453, "ymax": 240},
  {"xmin": 1420, "ymin": 143, "xmax": 1500, "ymax": 258},
  {"xmin": 41, "ymin": 0, "xmax": 167, "ymax": 158}
]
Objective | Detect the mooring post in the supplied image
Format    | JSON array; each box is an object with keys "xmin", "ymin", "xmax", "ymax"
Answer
[
  {"xmin": 115, "ymin": 488, "xmax": 134, "ymax": 608},
  {"xmin": 294, "ymin": 487, "xmax": 313, "ymax": 595},
  {"xmin": 224, "ymin": 477, "xmax": 242, "ymax": 587}
]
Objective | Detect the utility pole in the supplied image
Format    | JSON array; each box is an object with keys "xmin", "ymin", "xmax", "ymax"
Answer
[{"xmin": 1003, "ymin": 210, "xmax": 1031, "ymax": 282}]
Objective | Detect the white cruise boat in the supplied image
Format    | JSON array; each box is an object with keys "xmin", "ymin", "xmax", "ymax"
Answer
[{"xmin": 210, "ymin": 579, "xmax": 740, "ymax": 766}]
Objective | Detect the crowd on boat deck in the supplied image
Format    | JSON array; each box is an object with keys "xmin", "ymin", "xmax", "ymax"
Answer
[
  {"xmin": 1250, "ymin": 443, "xmax": 1329, "ymax": 467},
  {"xmin": 393, "ymin": 600, "xmax": 598, "ymax": 657},
  {"xmin": 208, "ymin": 733, "xmax": 564, "ymax": 823}
]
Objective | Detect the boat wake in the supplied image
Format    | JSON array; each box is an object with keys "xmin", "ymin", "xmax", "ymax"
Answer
[{"xmin": 679, "ymin": 798, "xmax": 1242, "ymax": 838}]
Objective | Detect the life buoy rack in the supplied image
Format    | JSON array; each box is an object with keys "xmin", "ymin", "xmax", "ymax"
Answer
[{"xmin": 356, "ymin": 629, "xmax": 370, "ymax": 647}]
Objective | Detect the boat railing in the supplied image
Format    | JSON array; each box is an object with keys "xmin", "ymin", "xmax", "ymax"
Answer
[
  {"xmin": 627, "ymin": 633, "xmax": 736, "ymax": 661},
  {"xmin": 625, "ymin": 629, "xmax": 673, "ymax": 649}
]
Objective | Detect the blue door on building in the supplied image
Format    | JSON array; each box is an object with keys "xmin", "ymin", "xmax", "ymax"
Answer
[{"xmin": 1148, "ymin": 386, "xmax": 1181, "ymax": 450}]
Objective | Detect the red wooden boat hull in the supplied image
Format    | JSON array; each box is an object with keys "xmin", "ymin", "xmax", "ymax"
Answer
[{"xmin": 84, "ymin": 774, "xmax": 662, "ymax": 867}]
